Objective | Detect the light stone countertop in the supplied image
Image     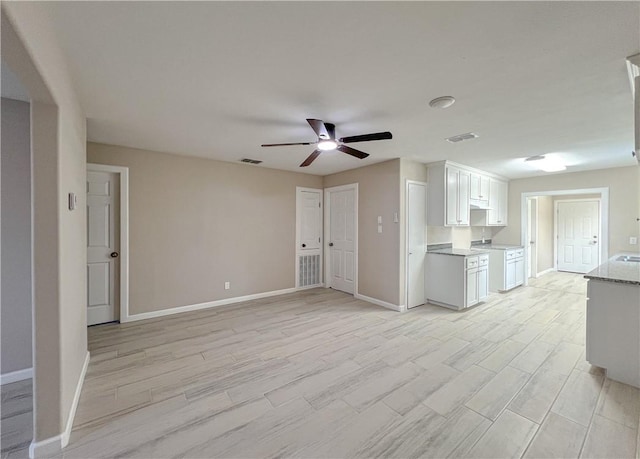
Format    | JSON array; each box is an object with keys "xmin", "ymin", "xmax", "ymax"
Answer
[
  {"xmin": 428, "ymin": 248, "xmax": 490, "ymax": 257},
  {"xmin": 584, "ymin": 253, "xmax": 640, "ymax": 285}
]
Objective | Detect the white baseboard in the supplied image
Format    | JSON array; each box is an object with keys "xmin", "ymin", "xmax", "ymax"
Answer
[
  {"xmin": 0, "ymin": 367, "xmax": 33, "ymax": 385},
  {"xmin": 355, "ymin": 293, "xmax": 404, "ymax": 312},
  {"xmin": 536, "ymin": 267, "xmax": 556, "ymax": 277},
  {"xmin": 123, "ymin": 286, "xmax": 313, "ymax": 323},
  {"xmin": 29, "ymin": 351, "xmax": 90, "ymax": 458}
]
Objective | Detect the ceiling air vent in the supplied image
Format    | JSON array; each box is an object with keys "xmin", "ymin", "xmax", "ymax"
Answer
[
  {"xmin": 240, "ymin": 158, "xmax": 263, "ymax": 165},
  {"xmin": 445, "ymin": 132, "xmax": 479, "ymax": 143}
]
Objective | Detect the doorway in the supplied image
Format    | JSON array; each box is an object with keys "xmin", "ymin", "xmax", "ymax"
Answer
[
  {"xmin": 527, "ymin": 197, "xmax": 538, "ymax": 278},
  {"xmin": 324, "ymin": 184, "xmax": 357, "ymax": 295},
  {"xmin": 406, "ymin": 180, "xmax": 427, "ymax": 308},
  {"xmin": 556, "ymin": 199, "xmax": 601, "ymax": 273},
  {"xmin": 86, "ymin": 164, "xmax": 129, "ymax": 325}
]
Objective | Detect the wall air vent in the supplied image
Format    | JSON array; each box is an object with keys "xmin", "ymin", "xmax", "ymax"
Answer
[
  {"xmin": 240, "ymin": 158, "xmax": 263, "ymax": 164},
  {"xmin": 445, "ymin": 132, "xmax": 479, "ymax": 143}
]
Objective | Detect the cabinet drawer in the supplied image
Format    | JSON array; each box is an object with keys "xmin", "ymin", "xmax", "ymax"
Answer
[
  {"xmin": 466, "ymin": 256, "xmax": 479, "ymax": 269},
  {"xmin": 506, "ymin": 250, "xmax": 517, "ymax": 260},
  {"xmin": 478, "ymin": 255, "xmax": 489, "ymax": 266},
  {"xmin": 515, "ymin": 249, "xmax": 524, "ymax": 258}
]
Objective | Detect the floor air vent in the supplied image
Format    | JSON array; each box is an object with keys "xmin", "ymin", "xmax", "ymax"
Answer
[{"xmin": 298, "ymin": 254, "xmax": 320, "ymax": 287}]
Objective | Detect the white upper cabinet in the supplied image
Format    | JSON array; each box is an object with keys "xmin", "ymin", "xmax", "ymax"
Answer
[
  {"xmin": 487, "ymin": 178, "xmax": 508, "ymax": 226},
  {"xmin": 470, "ymin": 173, "xmax": 490, "ymax": 206},
  {"xmin": 428, "ymin": 161, "xmax": 508, "ymax": 227}
]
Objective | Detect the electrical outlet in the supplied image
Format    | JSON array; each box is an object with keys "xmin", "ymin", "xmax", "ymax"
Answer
[
  {"xmin": 630, "ymin": 237, "xmax": 638, "ymax": 245},
  {"xmin": 224, "ymin": 281, "xmax": 230, "ymax": 290},
  {"xmin": 378, "ymin": 225, "xmax": 383, "ymax": 233}
]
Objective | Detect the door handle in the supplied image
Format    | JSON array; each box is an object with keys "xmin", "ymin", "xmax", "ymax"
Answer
[
  {"xmin": 110, "ymin": 252, "xmax": 119, "ymax": 258},
  {"xmin": 328, "ymin": 242, "xmax": 334, "ymax": 247}
]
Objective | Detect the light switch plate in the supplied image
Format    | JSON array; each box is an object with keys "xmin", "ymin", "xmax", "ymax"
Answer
[
  {"xmin": 377, "ymin": 216, "xmax": 382, "ymax": 224},
  {"xmin": 68, "ymin": 192, "xmax": 77, "ymax": 210},
  {"xmin": 630, "ymin": 236, "xmax": 638, "ymax": 245},
  {"xmin": 378, "ymin": 225, "xmax": 383, "ymax": 233}
]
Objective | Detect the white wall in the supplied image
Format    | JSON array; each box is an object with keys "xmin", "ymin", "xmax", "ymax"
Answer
[{"xmin": 1, "ymin": 97, "xmax": 32, "ymax": 375}]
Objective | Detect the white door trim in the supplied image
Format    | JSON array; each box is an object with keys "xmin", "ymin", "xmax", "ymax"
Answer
[
  {"xmin": 520, "ymin": 187, "xmax": 608, "ymax": 286},
  {"xmin": 554, "ymin": 198, "xmax": 601, "ymax": 272},
  {"xmin": 405, "ymin": 180, "xmax": 427, "ymax": 308},
  {"xmin": 324, "ymin": 183, "xmax": 358, "ymax": 296},
  {"xmin": 86, "ymin": 163, "xmax": 130, "ymax": 323},
  {"xmin": 295, "ymin": 186, "xmax": 323, "ymax": 288}
]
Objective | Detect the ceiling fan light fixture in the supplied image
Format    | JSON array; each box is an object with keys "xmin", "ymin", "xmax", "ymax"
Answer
[
  {"xmin": 318, "ymin": 140, "xmax": 338, "ymax": 151},
  {"xmin": 429, "ymin": 96, "xmax": 456, "ymax": 109}
]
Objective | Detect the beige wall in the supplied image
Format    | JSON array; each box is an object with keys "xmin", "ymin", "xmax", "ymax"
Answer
[
  {"xmin": 324, "ymin": 159, "xmax": 402, "ymax": 306},
  {"xmin": 88, "ymin": 143, "xmax": 322, "ymax": 314},
  {"xmin": 1, "ymin": 98, "xmax": 32, "ymax": 375},
  {"xmin": 493, "ymin": 166, "xmax": 640, "ymax": 256},
  {"xmin": 3, "ymin": 3, "xmax": 88, "ymax": 443},
  {"xmin": 427, "ymin": 226, "xmax": 495, "ymax": 247},
  {"xmin": 535, "ymin": 196, "xmax": 554, "ymax": 273}
]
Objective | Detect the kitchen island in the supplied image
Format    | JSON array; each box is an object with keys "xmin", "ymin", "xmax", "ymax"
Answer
[{"xmin": 584, "ymin": 254, "xmax": 640, "ymax": 388}]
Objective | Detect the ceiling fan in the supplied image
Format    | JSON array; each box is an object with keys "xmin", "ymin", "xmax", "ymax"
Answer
[{"xmin": 261, "ymin": 119, "xmax": 393, "ymax": 167}]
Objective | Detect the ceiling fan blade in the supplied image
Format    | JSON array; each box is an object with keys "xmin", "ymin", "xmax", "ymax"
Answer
[
  {"xmin": 300, "ymin": 149, "xmax": 321, "ymax": 167},
  {"xmin": 261, "ymin": 141, "xmax": 316, "ymax": 147},
  {"xmin": 306, "ymin": 119, "xmax": 330, "ymax": 139},
  {"xmin": 337, "ymin": 145, "xmax": 370, "ymax": 160},
  {"xmin": 339, "ymin": 132, "xmax": 393, "ymax": 143}
]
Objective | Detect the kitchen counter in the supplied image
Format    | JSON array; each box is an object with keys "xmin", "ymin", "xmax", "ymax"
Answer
[
  {"xmin": 584, "ymin": 253, "xmax": 640, "ymax": 285},
  {"xmin": 428, "ymin": 248, "xmax": 490, "ymax": 257}
]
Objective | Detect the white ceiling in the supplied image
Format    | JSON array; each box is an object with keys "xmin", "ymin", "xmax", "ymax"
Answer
[{"xmin": 40, "ymin": 1, "xmax": 639, "ymax": 177}]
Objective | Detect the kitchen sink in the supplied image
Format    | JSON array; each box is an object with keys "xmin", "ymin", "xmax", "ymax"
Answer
[{"xmin": 616, "ymin": 255, "xmax": 640, "ymax": 263}]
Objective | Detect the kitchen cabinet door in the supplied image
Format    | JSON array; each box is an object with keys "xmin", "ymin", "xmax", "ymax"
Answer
[
  {"xmin": 446, "ymin": 167, "xmax": 460, "ymax": 226},
  {"xmin": 497, "ymin": 180, "xmax": 508, "ymax": 225},
  {"xmin": 478, "ymin": 267, "xmax": 488, "ymax": 301},
  {"xmin": 506, "ymin": 260, "xmax": 516, "ymax": 290},
  {"xmin": 515, "ymin": 258, "xmax": 524, "ymax": 285},
  {"xmin": 470, "ymin": 173, "xmax": 481, "ymax": 201},
  {"xmin": 480, "ymin": 176, "xmax": 490, "ymax": 202},
  {"xmin": 466, "ymin": 268, "xmax": 479, "ymax": 307},
  {"xmin": 458, "ymin": 170, "xmax": 471, "ymax": 225}
]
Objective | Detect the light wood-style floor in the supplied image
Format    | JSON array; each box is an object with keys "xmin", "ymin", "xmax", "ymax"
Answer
[
  {"xmin": 1, "ymin": 379, "xmax": 32, "ymax": 459},
  {"xmin": 44, "ymin": 272, "xmax": 640, "ymax": 457}
]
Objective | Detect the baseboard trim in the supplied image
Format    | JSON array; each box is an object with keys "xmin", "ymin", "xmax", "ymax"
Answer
[
  {"xmin": 29, "ymin": 351, "xmax": 90, "ymax": 458},
  {"xmin": 0, "ymin": 367, "xmax": 33, "ymax": 385},
  {"xmin": 355, "ymin": 293, "xmax": 404, "ymax": 312},
  {"xmin": 536, "ymin": 268, "xmax": 556, "ymax": 277},
  {"xmin": 123, "ymin": 287, "xmax": 313, "ymax": 323}
]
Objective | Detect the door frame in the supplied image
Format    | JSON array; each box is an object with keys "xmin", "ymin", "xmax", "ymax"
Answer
[
  {"xmin": 526, "ymin": 197, "xmax": 538, "ymax": 278},
  {"xmin": 324, "ymin": 183, "xmax": 358, "ymax": 295},
  {"xmin": 405, "ymin": 180, "xmax": 427, "ymax": 309},
  {"xmin": 86, "ymin": 163, "xmax": 130, "ymax": 323},
  {"xmin": 520, "ymin": 187, "xmax": 608, "ymax": 286},
  {"xmin": 295, "ymin": 186, "xmax": 323, "ymax": 289},
  {"xmin": 554, "ymin": 198, "xmax": 602, "ymax": 273}
]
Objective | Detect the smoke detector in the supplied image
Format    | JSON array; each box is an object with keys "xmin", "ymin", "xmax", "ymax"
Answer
[
  {"xmin": 429, "ymin": 96, "xmax": 456, "ymax": 109},
  {"xmin": 445, "ymin": 132, "xmax": 478, "ymax": 143}
]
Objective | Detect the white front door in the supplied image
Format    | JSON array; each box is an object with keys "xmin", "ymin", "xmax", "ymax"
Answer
[
  {"xmin": 407, "ymin": 181, "xmax": 426, "ymax": 308},
  {"xmin": 557, "ymin": 200, "xmax": 600, "ymax": 273},
  {"xmin": 87, "ymin": 171, "xmax": 119, "ymax": 325},
  {"xmin": 327, "ymin": 186, "xmax": 356, "ymax": 294}
]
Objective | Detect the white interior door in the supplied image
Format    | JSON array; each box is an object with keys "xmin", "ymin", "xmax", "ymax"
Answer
[
  {"xmin": 296, "ymin": 188, "xmax": 322, "ymax": 287},
  {"xmin": 527, "ymin": 198, "xmax": 538, "ymax": 278},
  {"xmin": 87, "ymin": 171, "xmax": 119, "ymax": 325},
  {"xmin": 557, "ymin": 200, "xmax": 600, "ymax": 273},
  {"xmin": 327, "ymin": 186, "xmax": 356, "ymax": 294},
  {"xmin": 407, "ymin": 181, "xmax": 426, "ymax": 308}
]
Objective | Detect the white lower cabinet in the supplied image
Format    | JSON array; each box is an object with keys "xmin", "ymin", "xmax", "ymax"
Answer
[
  {"xmin": 426, "ymin": 252, "xmax": 489, "ymax": 310},
  {"xmin": 488, "ymin": 248, "xmax": 525, "ymax": 292}
]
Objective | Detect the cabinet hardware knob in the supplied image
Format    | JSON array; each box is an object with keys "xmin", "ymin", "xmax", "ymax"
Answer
[{"xmin": 302, "ymin": 244, "xmax": 306, "ymax": 248}]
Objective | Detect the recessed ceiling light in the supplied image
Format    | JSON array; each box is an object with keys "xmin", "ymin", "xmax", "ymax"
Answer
[
  {"xmin": 318, "ymin": 140, "xmax": 338, "ymax": 151},
  {"xmin": 429, "ymin": 96, "xmax": 456, "ymax": 109},
  {"xmin": 525, "ymin": 155, "xmax": 566, "ymax": 172}
]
